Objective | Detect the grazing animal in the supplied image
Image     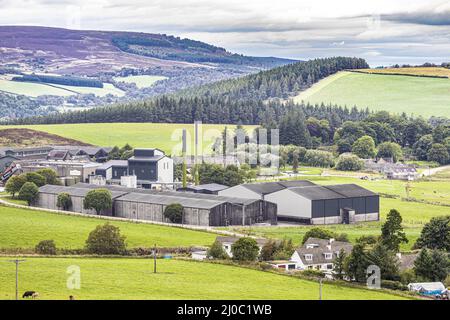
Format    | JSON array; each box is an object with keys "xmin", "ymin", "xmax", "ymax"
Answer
[
  {"xmin": 22, "ymin": 291, "xmax": 35, "ymax": 299},
  {"xmin": 32, "ymin": 292, "xmax": 39, "ymax": 299}
]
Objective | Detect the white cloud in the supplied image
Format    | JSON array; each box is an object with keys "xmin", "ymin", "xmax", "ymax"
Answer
[{"xmin": 0, "ymin": 0, "xmax": 449, "ymax": 65}]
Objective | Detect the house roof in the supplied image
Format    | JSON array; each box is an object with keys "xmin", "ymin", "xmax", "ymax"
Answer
[
  {"xmin": 294, "ymin": 238, "xmax": 353, "ymax": 265},
  {"xmin": 128, "ymin": 155, "xmax": 165, "ymax": 162},
  {"xmin": 398, "ymin": 253, "xmax": 418, "ymax": 271},
  {"xmin": 289, "ymin": 186, "xmax": 346, "ymax": 200},
  {"xmin": 116, "ymin": 192, "xmax": 225, "ymax": 209},
  {"xmin": 47, "ymin": 150, "xmax": 70, "ymax": 160}
]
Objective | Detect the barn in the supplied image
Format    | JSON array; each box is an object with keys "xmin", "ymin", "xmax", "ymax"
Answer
[{"xmin": 37, "ymin": 185, "xmax": 128, "ymax": 216}]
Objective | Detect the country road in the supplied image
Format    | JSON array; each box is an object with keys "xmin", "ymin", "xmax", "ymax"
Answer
[{"xmin": 421, "ymin": 165, "xmax": 450, "ymax": 176}]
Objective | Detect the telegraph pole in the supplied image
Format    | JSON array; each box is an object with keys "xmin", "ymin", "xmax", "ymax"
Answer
[
  {"xmin": 7, "ymin": 259, "xmax": 26, "ymax": 300},
  {"xmin": 153, "ymin": 244, "xmax": 157, "ymax": 274},
  {"xmin": 319, "ymin": 278, "xmax": 323, "ymax": 301}
]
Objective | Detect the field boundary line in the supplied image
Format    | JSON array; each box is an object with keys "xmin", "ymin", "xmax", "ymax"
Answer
[{"xmin": 0, "ymin": 198, "xmax": 247, "ymax": 238}]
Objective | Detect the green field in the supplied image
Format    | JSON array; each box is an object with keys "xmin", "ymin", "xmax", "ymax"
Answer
[
  {"xmin": 0, "ymin": 123, "xmax": 257, "ymax": 154},
  {"xmin": 293, "ymin": 71, "xmax": 450, "ymax": 118},
  {"xmin": 0, "ymin": 79, "xmax": 124, "ymax": 97},
  {"xmin": 0, "ymin": 205, "xmax": 216, "ymax": 250},
  {"xmin": 0, "ymin": 257, "xmax": 409, "ymax": 300},
  {"xmin": 113, "ymin": 75, "xmax": 167, "ymax": 88}
]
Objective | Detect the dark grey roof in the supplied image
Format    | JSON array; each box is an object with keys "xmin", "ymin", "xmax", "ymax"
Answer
[
  {"xmin": 189, "ymin": 183, "xmax": 229, "ymax": 192},
  {"xmin": 73, "ymin": 183, "xmax": 258, "ymax": 205},
  {"xmin": 277, "ymin": 180, "xmax": 316, "ymax": 188},
  {"xmin": 38, "ymin": 185, "xmax": 128, "ymax": 199},
  {"xmin": 322, "ymin": 184, "xmax": 377, "ymax": 198},
  {"xmin": 295, "ymin": 238, "xmax": 353, "ymax": 265},
  {"xmin": 116, "ymin": 192, "xmax": 225, "ymax": 209},
  {"xmin": 242, "ymin": 182, "xmax": 286, "ymax": 195},
  {"xmin": 3, "ymin": 146, "xmax": 53, "ymax": 153},
  {"xmin": 128, "ymin": 155, "xmax": 164, "ymax": 162},
  {"xmin": 96, "ymin": 160, "xmax": 128, "ymax": 170},
  {"xmin": 289, "ymin": 186, "xmax": 346, "ymax": 200}
]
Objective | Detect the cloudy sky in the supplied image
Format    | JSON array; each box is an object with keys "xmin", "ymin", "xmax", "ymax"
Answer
[{"xmin": 1, "ymin": 0, "xmax": 450, "ymax": 66}]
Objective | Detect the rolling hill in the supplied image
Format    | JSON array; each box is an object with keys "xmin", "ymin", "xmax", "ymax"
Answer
[{"xmin": 293, "ymin": 71, "xmax": 450, "ymax": 118}]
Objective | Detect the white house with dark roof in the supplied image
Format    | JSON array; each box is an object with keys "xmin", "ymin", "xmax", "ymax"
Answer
[{"xmin": 290, "ymin": 238, "xmax": 353, "ymax": 276}]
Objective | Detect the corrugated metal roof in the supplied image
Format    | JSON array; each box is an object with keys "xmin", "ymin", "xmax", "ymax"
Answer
[
  {"xmin": 242, "ymin": 182, "xmax": 286, "ymax": 195},
  {"xmin": 322, "ymin": 184, "xmax": 377, "ymax": 197},
  {"xmin": 96, "ymin": 160, "xmax": 128, "ymax": 170},
  {"xmin": 116, "ymin": 192, "xmax": 225, "ymax": 209},
  {"xmin": 289, "ymin": 186, "xmax": 346, "ymax": 200},
  {"xmin": 277, "ymin": 180, "xmax": 316, "ymax": 188},
  {"xmin": 190, "ymin": 183, "xmax": 229, "ymax": 192},
  {"xmin": 38, "ymin": 185, "xmax": 128, "ymax": 199},
  {"xmin": 73, "ymin": 183, "xmax": 258, "ymax": 205}
]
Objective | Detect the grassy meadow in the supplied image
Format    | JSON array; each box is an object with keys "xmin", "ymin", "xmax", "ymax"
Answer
[
  {"xmin": 357, "ymin": 67, "xmax": 450, "ymax": 78},
  {"xmin": 0, "ymin": 205, "xmax": 216, "ymax": 250},
  {"xmin": 0, "ymin": 257, "xmax": 409, "ymax": 300},
  {"xmin": 293, "ymin": 71, "xmax": 450, "ymax": 118},
  {"xmin": 113, "ymin": 75, "xmax": 167, "ymax": 88},
  {"xmin": 0, "ymin": 123, "xmax": 257, "ymax": 154}
]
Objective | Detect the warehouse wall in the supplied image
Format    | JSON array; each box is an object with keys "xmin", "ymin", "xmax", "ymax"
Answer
[{"xmin": 265, "ymin": 189, "xmax": 311, "ymax": 220}]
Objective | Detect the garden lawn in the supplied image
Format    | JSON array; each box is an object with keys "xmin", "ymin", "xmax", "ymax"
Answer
[{"xmin": 0, "ymin": 257, "xmax": 410, "ymax": 300}]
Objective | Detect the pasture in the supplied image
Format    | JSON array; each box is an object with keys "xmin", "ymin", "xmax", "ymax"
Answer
[
  {"xmin": 357, "ymin": 67, "xmax": 450, "ymax": 78},
  {"xmin": 0, "ymin": 205, "xmax": 216, "ymax": 250},
  {"xmin": 293, "ymin": 71, "xmax": 450, "ymax": 118},
  {"xmin": 0, "ymin": 123, "xmax": 257, "ymax": 154},
  {"xmin": 0, "ymin": 77, "xmax": 124, "ymax": 97},
  {"xmin": 0, "ymin": 257, "xmax": 409, "ymax": 300},
  {"xmin": 113, "ymin": 75, "xmax": 167, "ymax": 88}
]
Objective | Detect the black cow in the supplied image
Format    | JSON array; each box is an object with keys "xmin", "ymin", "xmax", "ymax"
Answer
[{"xmin": 22, "ymin": 291, "xmax": 37, "ymax": 299}]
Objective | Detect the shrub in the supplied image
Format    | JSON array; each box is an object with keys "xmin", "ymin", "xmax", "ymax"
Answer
[
  {"xmin": 83, "ymin": 189, "xmax": 112, "ymax": 215},
  {"xmin": 300, "ymin": 269, "xmax": 326, "ymax": 278},
  {"xmin": 57, "ymin": 192, "xmax": 72, "ymax": 211},
  {"xmin": 302, "ymin": 228, "xmax": 348, "ymax": 244},
  {"xmin": 335, "ymin": 154, "xmax": 364, "ymax": 171},
  {"xmin": 85, "ymin": 223, "xmax": 127, "ymax": 255},
  {"xmin": 381, "ymin": 280, "xmax": 407, "ymax": 291},
  {"xmin": 18, "ymin": 182, "xmax": 39, "ymax": 205},
  {"xmin": 400, "ymin": 269, "xmax": 417, "ymax": 285},
  {"xmin": 303, "ymin": 150, "xmax": 335, "ymax": 168},
  {"xmin": 164, "ymin": 203, "xmax": 184, "ymax": 223},
  {"xmin": 35, "ymin": 240, "xmax": 57, "ymax": 255},
  {"xmin": 5, "ymin": 175, "xmax": 27, "ymax": 198},
  {"xmin": 352, "ymin": 135, "xmax": 376, "ymax": 159},
  {"xmin": 207, "ymin": 239, "xmax": 229, "ymax": 259},
  {"xmin": 35, "ymin": 168, "xmax": 60, "ymax": 185},
  {"xmin": 23, "ymin": 172, "xmax": 46, "ymax": 187},
  {"xmin": 231, "ymin": 237, "xmax": 259, "ymax": 262}
]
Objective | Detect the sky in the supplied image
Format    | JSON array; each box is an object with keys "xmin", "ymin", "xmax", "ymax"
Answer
[{"xmin": 1, "ymin": 0, "xmax": 449, "ymax": 66}]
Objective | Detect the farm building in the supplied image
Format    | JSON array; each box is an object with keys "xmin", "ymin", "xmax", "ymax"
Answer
[
  {"xmin": 219, "ymin": 181, "xmax": 379, "ymax": 224},
  {"xmin": 36, "ymin": 185, "xmax": 128, "ymax": 216},
  {"xmin": 35, "ymin": 183, "xmax": 277, "ymax": 226},
  {"xmin": 177, "ymin": 183, "xmax": 229, "ymax": 195}
]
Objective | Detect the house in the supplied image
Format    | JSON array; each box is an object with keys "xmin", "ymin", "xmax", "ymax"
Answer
[
  {"xmin": 177, "ymin": 183, "xmax": 229, "ymax": 195},
  {"xmin": 290, "ymin": 238, "xmax": 353, "ymax": 276},
  {"xmin": 363, "ymin": 159, "xmax": 418, "ymax": 181},
  {"xmin": 407, "ymin": 282, "xmax": 447, "ymax": 296},
  {"xmin": 267, "ymin": 260, "xmax": 298, "ymax": 271},
  {"xmin": 95, "ymin": 148, "xmax": 173, "ymax": 189},
  {"xmin": 220, "ymin": 181, "xmax": 379, "ymax": 224},
  {"xmin": 215, "ymin": 236, "xmax": 271, "ymax": 257},
  {"xmin": 35, "ymin": 183, "xmax": 278, "ymax": 226}
]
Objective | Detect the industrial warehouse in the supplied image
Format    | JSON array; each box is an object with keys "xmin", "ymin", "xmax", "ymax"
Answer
[
  {"xmin": 219, "ymin": 181, "xmax": 380, "ymax": 224},
  {"xmin": 35, "ymin": 183, "xmax": 277, "ymax": 226},
  {"xmin": 34, "ymin": 179, "xmax": 379, "ymax": 226}
]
